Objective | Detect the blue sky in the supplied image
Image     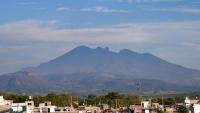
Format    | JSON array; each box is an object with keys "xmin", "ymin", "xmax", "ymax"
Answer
[{"xmin": 0, "ymin": 0, "xmax": 200, "ymax": 74}]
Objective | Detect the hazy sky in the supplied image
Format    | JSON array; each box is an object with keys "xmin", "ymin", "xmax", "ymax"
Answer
[{"xmin": 0, "ymin": 0, "xmax": 200, "ymax": 74}]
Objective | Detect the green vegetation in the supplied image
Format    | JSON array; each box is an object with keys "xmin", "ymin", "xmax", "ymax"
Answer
[
  {"xmin": 177, "ymin": 105, "xmax": 188, "ymax": 113},
  {"xmin": 83, "ymin": 92, "xmax": 140, "ymax": 108},
  {"xmin": 157, "ymin": 110, "xmax": 165, "ymax": 113},
  {"xmin": 151, "ymin": 96, "xmax": 184, "ymax": 105},
  {"xmin": 0, "ymin": 91, "xmax": 194, "ymax": 108},
  {"xmin": 0, "ymin": 92, "xmax": 140, "ymax": 107},
  {"xmin": 0, "ymin": 92, "xmax": 28, "ymax": 103}
]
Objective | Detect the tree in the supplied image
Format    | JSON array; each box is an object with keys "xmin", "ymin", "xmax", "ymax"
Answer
[
  {"xmin": 178, "ymin": 105, "xmax": 188, "ymax": 113},
  {"xmin": 86, "ymin": 94, "xmax": 99, "ymax": 106},
  {"xmin": 157, "ymin": 110, "xmax": 165, "ymax": 113},
  {"xmin": 175, "ymin": 96, "xmax": 184, "ymax": 103},
  {"xmin": 164, "ymin": 98, "xmax": 175, "ymax": 105},
  {"xmin": 45, "ymin": 93, "xmax": 72, "ymax": 107},
  {"xmin": 126, "ymin": 94, "xmax": 140, "ymax": 105},
  {"xmin": 105, "ymin": 92, "xmax": 122, "ymax": 108},
  {"xmin": 33, "ymin": 95, "xmax": 46, "ymax": 106},
  {"xmin": 105, "ymin": 92, "xmax": 122, "ymax": 100}
]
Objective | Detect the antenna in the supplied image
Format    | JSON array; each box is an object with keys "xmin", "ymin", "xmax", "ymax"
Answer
[{"xmin": 136, "ymin": 81, "xmax": 142, "ymax": 92}]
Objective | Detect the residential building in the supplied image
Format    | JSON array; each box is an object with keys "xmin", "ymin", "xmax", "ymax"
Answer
[
  {"xmin": 11, "ymin": 103, "xmax": 27, "ymax": 113},
  {"xmin": 141, "ymin": 101, "xmax": 150, "ymax": 108},
  {"xmin": 55, "ymin": 107, "xmax": 75, "ymax": 112},
  {"xmin": 25, "ymin": 96, "xmax": 35, "ymax": 113},
  {"xmin": 0, "ymin": 96, "xmax": 12, "ymax": 106},
  {"xmin": 185, "ymin": 97, "xmax": 199, "ymax": 108},
  {"xmin": 39, "ymin": 101, "xmax": 56, "ymax": 113},
  {"xmin": 193, "ymin": 104, "xmax": 200, "ymax": 113},
  {"xmin": 130, "ymin": 105, "xmax": 142, "ymax": 113}
]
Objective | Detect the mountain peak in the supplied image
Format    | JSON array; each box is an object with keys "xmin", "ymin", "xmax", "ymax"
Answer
[
  {"xmin": 69, "ymin": 46, "xmax": 111, "ymax": 54},
  {"xmin": 95, "ymin": 47, "xmax": 110, "ymax": 53},
  {"xmin": 72, "ymin": 45, "xmax": 91, "ymax": 51},
  {"xmin": 96, "ymin": 47, "xmax": 109, "ymax": 51},
  {"xmin": 65, "ymin": 45, "xmax": 93, "ymax": 55},
  {"xmin": 119, "ymin": 49, "xmax": 139, "ymax": 55}
]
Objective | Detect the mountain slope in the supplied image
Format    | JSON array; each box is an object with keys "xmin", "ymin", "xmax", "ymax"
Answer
[
  {"xmin": 1, "ymin": 46, "xmax": 200, "ymax": 94},
  {"xmin": 0, "ymin": 71, "xmax": 70, "ymax": 94},
  {"xmin": 35, "ymin": 46, "xmax": 200, "ymax": 82}
]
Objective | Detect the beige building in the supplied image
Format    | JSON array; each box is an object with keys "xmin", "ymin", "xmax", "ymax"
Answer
[{"xmin": 25, "ymin": 96, "xmax": 35, "ymax": 113}]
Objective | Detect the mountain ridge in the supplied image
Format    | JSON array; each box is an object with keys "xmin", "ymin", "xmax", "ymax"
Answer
[{"xmin": 0, "ymin": 46, "xmax": 200, "ymax": 94}]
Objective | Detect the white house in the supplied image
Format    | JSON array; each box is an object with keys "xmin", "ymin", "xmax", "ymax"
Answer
[
  {"xmin": 142, "ymin": 109, "xmax": 150, "ymax": 113},
  {"xmin": 25, "ymin": 96, "xmax": 35, "ymax": 113},
  {"xmin": 0, "ymin": 96, "xmax": 13, "ymax": 105},
  {"xmin": 56, "ymin": 107, "xmax": 75, "ymax": 112},
  {"xmin": 193, "ymin": 104, "xmax": 200, "ymax": 113},
  {"xmin": 11, "ymin": 103, "xmax": 27, "ymax": 112},
  {"xmin": 11, "ymin": 96, "xmax": 35, "ymax": 113},
  {"xmin": 185, "ymin": 97, "xmax": 199, "ymax": 107},
  {"xmin": 39, "ymin": 101, "xmax": 56, "ymax": 113},
  {"xmin": 141, "ymin": 101, "xmax": 151, "ymax": 113},
  {"xmin": 141, "ymin": 101, "xmax": 150, "ymax": 108},
  {"xmin": 0, "ymin": 96, "xmax": 5, "ymax": 105}
]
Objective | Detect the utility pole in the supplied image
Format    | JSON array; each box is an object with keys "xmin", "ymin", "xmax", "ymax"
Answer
[
  {"xmin": 115, "ymin": 99, "xmax": 118, "ymax": 108},
  {"xmin": 149, "ymin": 98, "xmax": 152, "ymax": 107},
  {"xmin": 162, "ymin": 96, "xmax": 164, "ymax": 106},
  {"xmin": 136, "ymin": 81, "xmax": 142, "ymax": 93},
  {"xmin": 71, "ymin": 96, "xmax": 73, "ymax": 107},
  {"xmin": 99, "ymin": 98, "xmax": 101, "ymax": 105},
  {"xmin": 77, "ymin": 96, "xmax": 79, "ymax": 106},
  {"xmin": 83, "ymin": 98, "xmax": 85, "ymax": 106}
]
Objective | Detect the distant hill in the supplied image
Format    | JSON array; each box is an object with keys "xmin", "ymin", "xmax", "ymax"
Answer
[{"xmin": 0, "ymin": 46, "xmax": 200, "ymax": 94}]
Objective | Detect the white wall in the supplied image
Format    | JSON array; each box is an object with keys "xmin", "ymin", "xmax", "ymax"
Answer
[
  {"xmin": 39, "ymin": 106, "xmax": 56, "ymax": 113},
  {"xmin": 144, "ymin": 109, "xmax": 150, "ymax": 113},
  {"xmin": 141, "ymin": 101, "xmax": 149, "ymax": 108},
  {"xmin": 194, "ymin": 104, "xmax": 200, "ymax": 113},
  {"xmin": 0, "ymin": 96, "xmax": 5, "ymax": 105},
  {"xmin": 11, "ymin": 103, "xmax": 26, "ymax": 112}
]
